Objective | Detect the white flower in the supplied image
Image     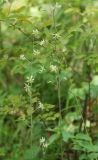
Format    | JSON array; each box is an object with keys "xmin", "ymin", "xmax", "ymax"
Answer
[
  {"xmin": 40, "ymin": 137, "xmax": 48, "ymax": 149},
  {"xmin": 3, "ymin": 54, "xmax": 8, "ymax": 59},
  {"xmin": 52, "ymin": 33, "xmax": 61, "ymax": 39},
  {"xmin": 10, "ymin": 110, "xmax": 17, "ymax": 115},
  {"xmin": 20, "ymin": 54, "xmax": 26, "ymax": 60},
  {"xmin": 50, "ymin": 65, "xmax": 58, "ymax": 73},
  {"xmin": 32, "ymin": 29, "xmax": 39, "ymax": 35},
  {"xmin": 43, "ymin": 143, "xmax": 48, "ymax": 148},
  {"xmin": 40, "ymin": 39, "xmax": 45, "ymax": 46},
  {"xmin": 86, "ymin": 120, "xmax": 90, "ymax": 128},
  {"xmin": 83, "ymin": 18, "xmax": 88, "ymax": 23},
  {"xmin": 40, "ymin": 137, "xmax": 46, "ymax": 145},
  {"xmin": 26, "ymin": 75, "xmax": 34, "ymax": 84},
  {"xmin": 64, "ymin": 77, "xmax": 67, "ymax": 81},
  {"xmin": 55, "ymin": 2, "xmax": 62, "ymax": 9},
  {"xmin": 39, "ymin": 66, "xmax": 45, "ymax": 73},
  {"xmin": 47, "ymin": 81, "xmax": 52, "ymax": 84},
  {"xmin": 33, "ymin": 50, "xmax": 40, "ymax": 56},
  {"xmin": 62, "ymin": 47, "xmax": 67, "ymax": 52},
  {"xmin": 24, "ymin": 83, "xmax": 31, "ymax": 93},
  {"xmin": 38, "ymin": 101, "xmax": 44, "ymax": 110},
  {"xmin": 51, "ymin": 3, "xmax": 61, "ymax": 10}
]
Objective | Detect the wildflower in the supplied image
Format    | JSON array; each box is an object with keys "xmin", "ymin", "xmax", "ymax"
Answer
[
  {"xmin": 40, "ymin": 137, "xmax": 48, "ymax": 149},
  {"xmin": 62, "ymin": 47, "xmax": 67, "ymax": 52},
  {"xmin": 26, "ymin": 75, "xmax": 34, "ymax": 84},
  {"xmin": 19, "ymin": 110, "xmax": 25, "ymax": 120},
  {"xmin": 20, "ymin": 54, "xmax": 26, "ymax": 60},
  {"xmin": 83, "ymin": 18, "xmax": 88, "ymax": 23},
  {"xmin": 24, "ymin": 83, "xmax": 31, "ymax": 93},
  {"xmin": 52, "ymin": 33, "xmax": 61, "ymax": 39},
  {"xmin": 47, "ymin": 81, "xmax": 52, "ymax": 84},
  {"xmin": 10, "ymin": 110, "xmax": 17, "ymax": 115},
  {"xmin": 39, "ymin": 66, "xmax": 45, "ymax": 73},
  {"xmin": 33, "ymin": 50, "xmax": 40, "ymax": 56},
  {"xmin": 3, "ymin": 54, "xmax": 8, "ymax": 60},
  {"xmin": 40, "ymin": 137, "xmax": 46, "ymax": 145},
  {"xmin": 38, "ymin": 101, "xmax": 44, "ymax": 110},
  {"xmin": 40, "ymin": 39, "xmax": 45, "ymax": 46},
  {"xmin": 86, "ymin": 120, "xmax": 90, "ymax": 128},
  {"xmin": 43, "ymin": 143, "xmax": 48, "ymax": 148},
  {"xmin": 51, "ymin": 3, "xmax": 61, "ymax": 11},
  {"xmin": 55, "ymin": 2, "xmax": 62, "ymax": 9},
  {"xmin": 32, "ymin": 29, "xmax": 39, "ymax": 35},
  {"xmin": 50, "ymin": 65, "xmax": 58, "ymax": 73},
  {"xmin": 64, "ymin": 77, "xmax": 67, "ymax": 81}
]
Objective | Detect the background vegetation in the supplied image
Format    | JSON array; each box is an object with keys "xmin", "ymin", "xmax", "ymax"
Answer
[{"xmin": 1, "ymin": 0, "xmax": 98, "ymax": 159}]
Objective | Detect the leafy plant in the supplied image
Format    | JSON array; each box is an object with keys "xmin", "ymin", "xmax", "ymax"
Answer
[{"xmin": 1, "ymin": 0, "xmax": 98, "ymax": 160}]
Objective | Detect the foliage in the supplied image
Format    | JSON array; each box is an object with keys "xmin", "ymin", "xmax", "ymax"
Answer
[{"xmin": 0, "ymin": 0, "xmax": 98, "ymax": 159}]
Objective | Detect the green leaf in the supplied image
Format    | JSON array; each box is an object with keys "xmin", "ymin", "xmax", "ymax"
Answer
[
  {"xmin": 24, "ymin": 146, "xmax": 40, "ymax": 160},
  {"xmin": 48, "ymin": 133, "xmax": 60, "ymax": 145},
  {"xmin": 62, "ymin": 131, "xmax": 73, "ymax": 142},
  {"xmin": 74, "ymin": 133, "xmax": 91, "ymax": 142},
  {"xmin": 88, "ymin": 153, "xmax": 98, "ymax": 159},
  {"xmin": 92, "ymin": 75, "xmax": 98, "ymax": 86}
]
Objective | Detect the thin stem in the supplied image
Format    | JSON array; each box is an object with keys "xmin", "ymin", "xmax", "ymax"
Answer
[
  {"xmin": 52, "ymin": 1, "xmax": 63, "ymax": 160},
  {"xmin": 52, "ymin": 1, "xmax": 62, "ymax": 120},
  {"xmin": 29, "ymin": 26, "xmax": 35, "ymax": 148},
  {"xmin": 29, "ymin": 92, "xmax": 33, "ymax": 148},
  {"xmin": 57, "ymin": 73, "xmax": 62, "ymax": 121},
  {"xmin": 53, "ymin": 5, "xmax": 57, "ymax": 52},
  {"xmin": 9, "ymin": 23, "xmax": 33, "ymax": 41},
  {"xmin": 0, "ymin": 22, "xmax": 3, "ymax": 51}
]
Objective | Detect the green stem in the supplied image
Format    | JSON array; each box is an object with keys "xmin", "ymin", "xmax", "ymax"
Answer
[
  {"xmin": 29, "ymin": 91, "xmax": 33, "ymax": 148},
  {"xmin": 0, "ymin": 22, "xmax": 3, "ymax": 51},
  {"xmin": 52, "ymin": 1, "xmax": 63, "ymax": 159},
  {"xmin": 57, "ymin": 72, "xmax": 62, "ymax": 121}
]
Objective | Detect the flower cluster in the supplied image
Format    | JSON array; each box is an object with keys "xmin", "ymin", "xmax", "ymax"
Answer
[
  {"xmin": 40, "ymin": 137, "xmax": 48, "ymax": 149},
  {"xmin": 52, "ymin": 33, "xmax": 61, "ymax": 40},
  {"xmin": 51, "ymin": 2, "xmax": 62, "ymax": 11},
  {"xmin": 39, "ymin": 66, "xmax": 45, "ymax": 73},
  {"xmin": 26, "ymin": 75, "xmax": 34, "ymax": 84},
  {"xmin": 33, "ymin": 50, "xmax": 40, "ymax": 56},
  {"xmin": 62, "ymin": 47, "xmax": 67, "ymax": 52},
  {"xmin": 39, "ymin": 39, "xmax": 46, "ymax": 46},
  {"xmin": 20, "ymin": 54, "xmax": 26, "ymax": 60},
  {"xmin": 38, "ymin": 101, "xmax": 44, "ymax": 110},
  {"xmin": 32, "ymin": 29, "xmax": 39, "ymax": 35},
  {"xmin": 3, "ymin": 54, "xmax": 8, "ymax": 60},
  {"xmin": 55, "ymin": 2, "xmax": 62, "ymax": 9},
  {"xmin": 24, "ymin": 75, "xmax": 34, "ymax": 93},
  {"xmin": 24, "ymin": 83, "xmax": 31, "ymax": 93},
  {"xmin": 50, "ymin": 65, "xmax": 58, "ymax": 73}
]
